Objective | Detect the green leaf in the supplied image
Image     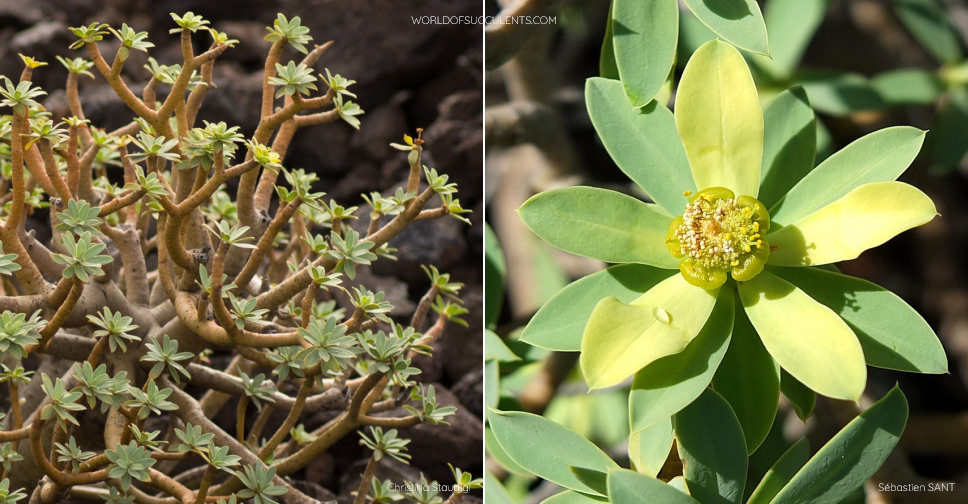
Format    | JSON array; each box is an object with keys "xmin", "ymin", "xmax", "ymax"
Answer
[
  {"xmin": 779, "ymin": 370, "xmax": 816, "ymax": 420},
  {"xmin": 712, "ymin": 305, "xmax": 779, "ymax": 454},
  {"xmin": 628, "ymin": 417, "xmax": 673, "ymax": 477},
  {"xmin": 518, "ymin": 187, "xmax": 677, "ymax": 268},
  {"xmin": 486, "ymin": 409, "xmax": 619, "ymax": 495},
  {"xmin": 520, "ymin": 264, "xmax": 675, "ymax": 351},
  {"xmin": 890, "ymin": 0, "xmax": 963, "ymax": 65},
  {"xmin": 599, "ymin": 3, "xmax": 619, "ymax": 79},
  {"xmin": 581, "ymin": 275, "xmax": 719, "ymax": 390},
  {"xmin": 628, "ymin": 288, "xmax": 733, "ymax": 433},
  {"xmin": 0, "ymin": 245, "xmax": 21, "ymax": 277},
  {"xmin": 814, "ymin": 116, "xmax": 834, "ymax": 162},
  {"xmin": 485, "ymin": 330, "xmax": 519, "ymax": 362},
  {"xmin": 677, "ymin": 9, "xmax": 717, "ymax": 65},
  {"xmin": 236, "ymin": 464, "xmax": 287, "ymax": 503},
  {"xmin": 768, "ymin": 182, "xmax": 937, "ymax": 266},
  {"xmin": 606, "ymin": 469, "xmax": 699, "ymax": 504},
  {"xmin": 484, "ymin": 224, "xmax": 505, "ymax": 329},
  {"xmin": 570, "ymin": 467, "xmax": 608, "ymax": 496},
  {"xmin": 758, "ymin": 87, "xmax": 816, "ymax": 210},
  {"xmin": 739, "ymin": 271, "xmax": 866, "ymax": 401},
  {"xmin": 542, "ymin": 491, "xmax": 608, "ymax": 504},
  {"xmin": 752, "ymin": 0, "xmax": 827, "ymax": 79},
  {"xmin": 747, "ymin": 437, "xmax": 810, "ymax": 504},
  {"xmin": 359, "ymin": 426, "xmax": 411, "ymax": 464},
  {"xmin": 105, "ymin": 441, "xmax": 156, "ymax": 490},
  {"xmin": 264, "ymin": 14, "xmax": 313, "ymax": 54},
  {"xmin": 585, "ymin": 77, "xmax": 694, "ymax": 214},
  {"xmin": 674, "ymin": 388, "xmax": 747, "ymax": 504},
  {"xmin": 268, "ymin": 61, "xmax": 317, "ymax": 98},
  {"xmin": 681, "ymin": 0, "xmax": 769, "ymax": 55},
  {"xmin": 798, "ymin": 71, "xmax": 883, "ymax": 117},
  {"xmin": 772, "ymin": 266, "xmax": 946, "ymax": 373},
  {"xmin": 486, "ymin": 472, "xmax": 516, "ymax": 504},
  {"xmin": 485, "ymin": 360, "xmax": 499, "ymax": 409},
  {"xmin": 611, "ymin": 0, "xmax": 678, "ymax": 107},
  {"xmin": 485, "ymin": 426, "xmax": 530, "ymax": 476},
  {"xmin": 770, "ymin": 126, "xmax": 926, "ymax": 225},
  {"xmin": 930, "ymin": 86, "xmax": 968, "ymax": 170},
  {"xmin": 546, "ymin": 388, "xmax": 631, "ymax": 450},
  {"xmin": 170, "ymin": 11, "xmax": 210, "ymax": 33},
  {"xmin": 871, "ymin": 69, "xmax": 943, "ymax": 106},
  {"xmin": 772, "ymin": 386, "xmax": 908, "ymax": 504},
  {"xmin": 676, "ymin": 39, "xmax": 763, "ymax": 198}
]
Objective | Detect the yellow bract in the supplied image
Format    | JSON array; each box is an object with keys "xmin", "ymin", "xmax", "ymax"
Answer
[
  {"xmin": 675, "ymin": 40, "xmax": 763, "ymax": 199},
  {"xmin": 767, "ymin": 181, "xmax": 937, "ymax": 266},
  {"xmin": 738, "ymin": 271, "xmax": 867, "ymax": 401},
  {"xmin": 580, "ymin": 274, "xmax": 718, "ymax": 389}
]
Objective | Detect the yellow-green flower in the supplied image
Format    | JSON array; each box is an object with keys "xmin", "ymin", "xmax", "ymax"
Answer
[
  {"xmin": 518, "ymin": 39, "xmax": 944, "ymax": 404},
  {"xmin": 665, "ymin": 187, "xmax": 771, "ymax": 288}
]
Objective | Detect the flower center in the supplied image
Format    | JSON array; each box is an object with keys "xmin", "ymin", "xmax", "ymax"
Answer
[
  {"xmin": 679, "ymin": 195, "xmax": 761, "ymax": 269},
  {"xmin": 665, "ymin": 187, "xmax": 771, "ymax": 289}
]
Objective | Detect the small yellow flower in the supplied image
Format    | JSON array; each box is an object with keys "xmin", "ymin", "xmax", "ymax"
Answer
[{"xmin": 665, "ymin": 187, "xmax": 770, "ymax": 289}]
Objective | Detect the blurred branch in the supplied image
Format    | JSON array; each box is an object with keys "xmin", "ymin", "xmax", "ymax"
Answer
[
  {"xmin": 485, "ymin": 0, "xmax": 565, "ymax": 70},
  {"xmin": 904, "ymin": 412, "xmax": 968, "ymax": 456},
  {"xmin": 517, "ymin": 352, "xmax": 578, "ymax": 414},
  {"xmin": 485, "ymin": 101, "xmax": 577, "ymax": 171}
]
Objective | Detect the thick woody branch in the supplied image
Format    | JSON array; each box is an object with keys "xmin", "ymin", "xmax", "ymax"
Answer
[
  {"xmin": 233, "ymin": 200, "xmax": 299, "ymax": 289},
  {"xmin": 161, "ymin": 378, "xmax": 320, "ymax": 504},
  {"xmin": 86, "ymin": 43, "xmax": 158, "ymax": 122}
]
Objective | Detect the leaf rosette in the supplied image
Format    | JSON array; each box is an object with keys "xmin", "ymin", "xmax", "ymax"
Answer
[{"xmin": 519, "ymin": 39, "xmax": 945, "ymax": 411}]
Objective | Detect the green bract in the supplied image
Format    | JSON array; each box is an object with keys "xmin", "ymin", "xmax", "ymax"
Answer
[{"xmin": 519, "ymin": 38, "xmax": 944, "ymax": 404}]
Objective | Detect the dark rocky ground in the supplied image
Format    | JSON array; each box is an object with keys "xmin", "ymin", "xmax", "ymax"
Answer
[{"xmin": 0, "ymin": 0, "xmax": 482, "ymax": 501}]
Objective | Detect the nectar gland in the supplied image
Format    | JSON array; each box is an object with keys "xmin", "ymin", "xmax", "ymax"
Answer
[{"xmin": 665, "ymin": 187, "xmax": 771, "ymax": 289}]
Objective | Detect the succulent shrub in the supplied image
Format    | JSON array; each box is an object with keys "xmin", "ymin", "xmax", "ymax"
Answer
[
  {"xmin": 487, "ymin": 2, "xmax": 947, "ymax": 503},
  {"xmin": 0, "ymin": 11, "xmax": 476, "ymax": 504}
]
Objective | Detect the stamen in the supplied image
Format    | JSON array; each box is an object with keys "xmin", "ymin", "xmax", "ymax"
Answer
[{"xmin": 672, "ymin": 189, "xmax": 767, "ymax": 272}]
